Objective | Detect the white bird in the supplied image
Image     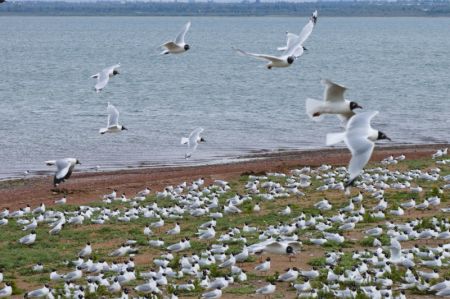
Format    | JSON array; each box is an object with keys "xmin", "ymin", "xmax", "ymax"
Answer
[
  {"xmin": 181, "ymin": 127, "xmax": 205, "ymax": 159},
  {"xmin": 99, "ymin": 102, "xmax": 127, "ymax": 134},
  {"xmin": 54, "ymin": 196, "xmax": 66, "ymax": 205},
  {"xmin": 306, "ymin": 79, "xmax": 363, "ymax": 124},
  {"xmin": 277, "ymin": 10, "xmax": 318, "ymax": 52},
  {"xmin": 19, "ymin": 231, "xmax": 36, "ymax": 245},
  {"xmin": 254, "ymin": 257, "xmax": 271, "ymax": 272},
  {"xmin": 160, "ymin": 21, "xmax": 191, "ymax": 55},
  {"xmin": 201, "ymin": 287, "xmax": 222, "ymax": 299},
  {"xmin": 326, "ymin": 111, "xmax": 390, "ymax": 186},
  {"xmin": 46, "ymin": 158, "xmax": 81, "ymax": 187},
  {"xmin": 255, "ymin": 283, "xmax": 276, "ymax": 297},
  {"xmin": 278, "ymin": 267, "xmax": 299, "ymax": 282},
  {"xmin": 24, "ymin": 285, "xmax": 50, "ymax": 298},
  {"xmin": 0, "ymin": 282, "xmax": 12, "ymax": 298},
  {"xmin": 233, "ymin": 28, "xmax": 306, "ymax": 69},
  {"xmin": 64, "ymin": 267, "xmax": 82, "ymax": 282},
  {"xmin": 79, "ymin": 242, "xmax": 92, "ymax": 258},
  {"xmin": 91, "ymin": 63, "xmax": 120, "ymax": 92}
]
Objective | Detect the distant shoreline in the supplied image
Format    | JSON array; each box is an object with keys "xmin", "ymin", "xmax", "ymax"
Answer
[
  {"xmin": 1, "ymin": 1, "xmax": 450, "ymax": 17},
  {"xmin": 0, "ymin": 143, "xmax": 447, "ymax": 210}
]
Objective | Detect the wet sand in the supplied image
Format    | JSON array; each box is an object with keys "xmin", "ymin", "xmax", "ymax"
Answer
[{"xmin": 0, "ymin": 143, "xmax": 447, "ymax": 210}]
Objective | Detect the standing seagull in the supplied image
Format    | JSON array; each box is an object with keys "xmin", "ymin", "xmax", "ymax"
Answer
[
  {"xmin": 99, "ymin": 102, "xmax": 127, "ymax": 134},
  {"xmin": 45, "ymin": 158, "xmax": 81, "ymax": 187},
  {"xmin": 306, "ymin": 79, "xmax": 363, "ymax": 124},
  {"xmin": 326, "ymin": 111, "xmax": 390, "ymax": 186},
  {"xmin": 160, "ymin": 21, "xmax": 191, "ymax": 55},
  {"xmin": 91, "ymin": 64, "xmax": 120, "ymax": 92},
  {"xmin": 233, "ymin": 28, "xmax": 306, "ymax": 69},
  {"xmin": 277, "ymin": 10, "xmax": 318, "ymax": 52},
  {"xmin": 181, "ymin": 127, "xmax": 205, "ymax": 159}
]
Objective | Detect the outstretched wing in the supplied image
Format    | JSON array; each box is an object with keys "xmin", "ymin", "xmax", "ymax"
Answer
[
  {"xmin": 107, "ymin": 102, "xmax": 120, "ymax": 128},
  {"xmin": 188, "ymin": 127, "xmax": 204, "ymax": 151},
  {"xmin": 296, "ymin": 11, "xmax": 318, "ymax": 46},
  {"xmin": 344, "ymin": 111, "xmax": 379, "ymax": 183},
  {"xmin": 277, "ymin": 32, "xmax": 299, "ymax": 51},
  {"xmin": 55, "ymin": 159, "xmax": 71, "ymax": 180},
  {"xmin": 95, "ymin": 70, "xmax": 109, "ymax": 92},
  {"xmin": 322, "ymin": 79, "xmax": 347, "ymax": 102},
  {"xmin": 233, "ymin": 48, "xmax": 285, "ymax": 64},
  {"xmin": 175, "ymin": 21, "xmax": 191, "ymax": 45},
  {"xmin": 161, "ymin": 41, "xmax": 181, "ymax": 51}
]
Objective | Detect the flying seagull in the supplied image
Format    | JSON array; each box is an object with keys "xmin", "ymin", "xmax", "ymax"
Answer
[
  {"xmin": 45, "ymin": 158, "xmax": 81, "ymax": 187},
  {"xmin": 99, "ymin": 102, "xmax": 127, "ymax": 134},
  {"xmin": 277, "ymin": 10, "xmax": 318, "ymax": 52},
  {"xmin": 160, "ymin": 21, "xmax": 191, "ymax": 55},
  {"xmin": 233, "ymin": 28, "xmax": 306, "ymax": 69},
  {"xmin": 91, "ymin": 64, "xmax": 120, "ymax": 92},
  {"xmin": 326, "ymin": 111, "xmax": 390, "ymax": 186},
  {"xmin": 306, "ymin": 79, "xmax": 362, "ymax": 124},
  {"xmin": 181, "ymin": 127, "xmax": 205, "ymax": 159}
]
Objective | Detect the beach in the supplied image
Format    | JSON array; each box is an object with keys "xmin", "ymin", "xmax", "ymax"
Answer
[{"xmin": 1, "ymin": 143, "xmax": 447, "ymax": 210}]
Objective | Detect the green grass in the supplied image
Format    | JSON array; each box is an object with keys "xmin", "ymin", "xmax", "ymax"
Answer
[{"xmin": 0, "ymin": 157, "xmax": 448, "ymax": 298}]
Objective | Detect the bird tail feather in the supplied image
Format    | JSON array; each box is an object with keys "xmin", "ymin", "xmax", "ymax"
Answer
[
  {"xmin": 305, "ymin": 98, "xmax": 324, "ymax": 121},
  {"xmin": 326, "ymin": 132, "xmax": 346, "ymax": 146},
  {"xmin": 99, "ymin": 128, "xmax": 108, "ymax": 134},
  {"xmin": 181, "ymin": 137, "xmax": 189, "ymax": 145}
]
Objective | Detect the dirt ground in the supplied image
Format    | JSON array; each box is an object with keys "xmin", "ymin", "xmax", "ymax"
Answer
[{"xmin": 0, "ymin": 144, "xmax": 447, "ymax": 211}]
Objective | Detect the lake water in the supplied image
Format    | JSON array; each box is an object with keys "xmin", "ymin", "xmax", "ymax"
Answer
[{"xmin": 0, "ymin": 16, "xmax": 449, "ymax": 179}]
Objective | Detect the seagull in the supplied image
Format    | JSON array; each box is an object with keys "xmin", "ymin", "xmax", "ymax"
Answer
[
  {"xmin": 307, "ymin": 80, "xmax": 364, "ymax": 126},
  {"xmin": 277, "ymin": 267, "xmax": 299, "ymax": 282},
  {"xmin": 99, "ymin": 102, "xmax": 127, "ymax": 134},
  {"xmin": 254, "ymin": 257, "xmax": 271, "ymax": 273},
  {"xmin": 54, "ymin": 196, "xmax": 67, "ymax": 205},
  {"xmin": 201, "ymin": 287, "xmax": 222, "ymax": 299},
  {"xmin": 24, "ymin": 285, "xmax": 50, "ymax": 298},
  {"xmin": 181, "ymin": 127, "xmax": 205, "ymax": 159},
  {"xmin": 326, "ymin": 111, "xmax": 390, "ymax": 186},
  {"xmin": 277, "ymin": 10, "xmax": 318, "ymax": 52},
  {"xmin": 91, "ymin": 63, "xmax": 120, "ymax": 92},
  {"xmin": 79, "ymin": 242, "xmax": 92, "ymax": 258},
  {"xmin": 45, "ymin": 158, "xmax": 81, "ymax": 187},
  {"xmin": 19, "ymin": 230, "xmax": 36, "ymax": 245},
  {"xmin": 160, "ymin": 21, "xmax": 191, "ymax": 55},
  {"xmin": 255, "ymin": 282, "xmax": 276, "ymax": 298},
  {"xmin": 0, "ymin": 282, "xmax": 12, "ymax": 297},
  {"xmin": 233, "ymin": 27, "xmax": 306, "ymax": 69}
]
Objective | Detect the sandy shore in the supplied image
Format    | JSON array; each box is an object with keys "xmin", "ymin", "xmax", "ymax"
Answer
[{"xmin": 0, "ymin": 143, "xmax": 447, "ymax": 210}]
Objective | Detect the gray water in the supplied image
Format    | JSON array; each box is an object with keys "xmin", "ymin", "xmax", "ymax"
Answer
[{"xmin": 0, "ymin": 16, "xmax": 449, "ymax": 179}]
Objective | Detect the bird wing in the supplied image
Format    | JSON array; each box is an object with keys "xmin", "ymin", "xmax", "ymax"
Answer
[
  {"xmin": 233, "ymin": 48, "xmax": 285, "ymax": 63},
  {"xmin": 296, "ymin": 11, "xmax": 317, "ymax": 46},
  {"xmin": 55, "ymin": 159, "xmax": 71, "ymax": 180},
  {"xmin": 175, "ymin": 21, "xmax": 191, "ymax": 45},
  {"xmin": 284, "ymin": 32, "xmax": 306, "ymax": 58},
  {"xmin": 95, "ymin": 70, "xmax": 109, "ymax": 91},
  {"xmin": 107, "ymin": 102, "xmax": 120, "ymax": 127},
  {"xmin": 344, "ymin": 112, "xmax": 378, "ymax": 182},
  {"xmin": 277, "ymin": 32, "xmax": 298, "ymax": 51},
  {"xmin": 322, "ymin": 79, "xmax": 347, "ymax": 102},
  {"xmin": 188, "ymin": 127, "xmax": 204, "ymax": 150},
  {"xmin": 265, "ymin": 242, "xmax": 283, "ymax": 252},
  {"xmin": 162, "ymin": 41, "xmax": 181, "ymax": 51}
]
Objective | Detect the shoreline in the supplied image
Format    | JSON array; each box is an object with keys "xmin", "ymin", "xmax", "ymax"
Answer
[{"xmin": 0, "ymin": 143, "xmax": 447, "ymax": 210}]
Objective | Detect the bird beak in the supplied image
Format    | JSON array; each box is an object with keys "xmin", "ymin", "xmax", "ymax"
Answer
[
  {"xmin": 356, "ymin": 104, "xmax": 363, "ymax": 109},
  {"xmin": 386, "ymin": 136, "xmax": 392, "ymax": 141}
]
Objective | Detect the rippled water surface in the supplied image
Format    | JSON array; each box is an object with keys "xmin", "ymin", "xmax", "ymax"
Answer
[{"xmin": 0, "ymin": 16, "xmax": 449, "ymax": 178}]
